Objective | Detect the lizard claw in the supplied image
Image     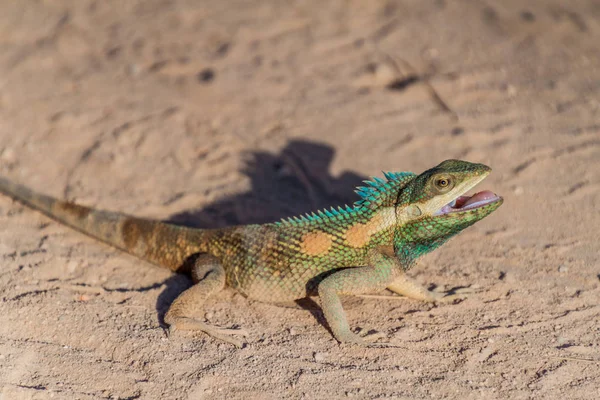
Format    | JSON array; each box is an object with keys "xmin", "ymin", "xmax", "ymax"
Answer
[
  {"xmin": 335, "ymin": 328, "xmax": 400, "ymax": 348},
  {"xmin": 167, "ymin": 317, "xmax": 249, "ymax": 348},
  {"xmin": 432, "ymin": 285, "xmax": 482, "ymax": 303},
  {"xmin": 339, "ymin": 337, "xmax": 401, "ymax": 348}
]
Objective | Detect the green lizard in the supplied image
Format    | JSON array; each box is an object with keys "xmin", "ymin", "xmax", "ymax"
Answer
[{"xmin": 0, "ymin": 159, "xmax": 502, "ymax": 347}]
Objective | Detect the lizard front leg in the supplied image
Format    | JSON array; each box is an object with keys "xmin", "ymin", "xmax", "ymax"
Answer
[
  {"xmin": 164, "ymin": 254, "xmax": 248, "ymax": 347},
  {"xmin": 318, "ymin": 249, "xmax": 402, "ymax": 346}
]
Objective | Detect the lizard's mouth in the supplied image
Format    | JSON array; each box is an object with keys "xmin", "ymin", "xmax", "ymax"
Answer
[{"xmin": 435, "ymin": 190, "xmax": 502, "ymax": 215}]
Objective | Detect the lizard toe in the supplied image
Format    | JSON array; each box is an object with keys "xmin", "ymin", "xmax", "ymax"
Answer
[{"xmin": 167, "ymin": 316, "xmax": 248, "ymax": 347}]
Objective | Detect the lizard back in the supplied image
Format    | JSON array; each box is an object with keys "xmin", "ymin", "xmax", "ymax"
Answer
[{"xmin": 206, "ymin": 205, "xmax": 397, "ymax": 302}]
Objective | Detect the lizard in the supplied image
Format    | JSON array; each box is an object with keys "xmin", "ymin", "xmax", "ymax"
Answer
[{"xmin": 0, "ymin": 159, "xmax": 503, "ymax": 347}]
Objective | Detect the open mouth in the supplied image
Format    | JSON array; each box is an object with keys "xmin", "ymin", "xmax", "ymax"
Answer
[{"xmin": 435, "ymin": 190, "xmax": 502, "ymax": 215}]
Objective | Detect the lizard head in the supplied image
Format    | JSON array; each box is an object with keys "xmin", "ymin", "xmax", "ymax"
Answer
[{"xmin": 393, "ymin": 159, "xmax": 503, "ymax": 266}]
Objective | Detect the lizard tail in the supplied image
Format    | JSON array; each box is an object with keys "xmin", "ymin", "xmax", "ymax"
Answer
[{"xmin": 0, "ymin": 176, "xmax": 215, "ymax": 271}]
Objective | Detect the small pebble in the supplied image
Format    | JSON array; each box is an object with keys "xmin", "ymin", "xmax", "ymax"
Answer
[
  {"xmin": 373, "ymin": 63, "xmax": 396, "ymax": 87},
  {"xmin": 556, "ymin": 336, "xmax": 569, "ymax": 345},
  {"xmin": 314, "ymin": 352, "xmax": 327, "ymax": 362},
  {"xmin": 558, "ymin": 265, "xmax": 568, "ymax": 273},
  {"xmin": 1, "ymin": 147, "xmax": 16, "ymax": 163},
  {"xmin": 126, "ymin": 64, "xmax": 141, "ymax": 77}
]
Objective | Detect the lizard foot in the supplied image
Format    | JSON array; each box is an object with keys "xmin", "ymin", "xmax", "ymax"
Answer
[
  {"xmin": 168, "ymin": 317, "xmax": 249, "ymax": 348},
  {"xmin": 357, "ymin": 329, "xmax": 402, "ymax": 348},
  {"xmin": 430, "ymin": 285, "xmax": 482, "ymax": 304},
  {"xmin": 336, "ymin": 329, "xmax": 401, "ymax": 348},
  {"xmin": 363, "ymin": 284, "xmax": 480, "ymax": 303},
  {"xmin": 385, "ymin": 272, "xmax": 482, "ymax": 303}
]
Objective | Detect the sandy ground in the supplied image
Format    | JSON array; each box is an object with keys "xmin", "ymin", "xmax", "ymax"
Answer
[{"xmin": 0, "ymin": 1, "xmax": 598, "ymax": 399}]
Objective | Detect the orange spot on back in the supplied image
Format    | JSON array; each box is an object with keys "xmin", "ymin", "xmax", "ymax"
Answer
[
  {"xmin": 345, "ymin": 223, "xmax": 371, "ymax": 247},
  {"xmin": 300, "ymin": 231, "xmax": 333, "ymax": 256},
  {"xmin": 345, "ymin": 213, "xmax": 386, "ymax": 248}
]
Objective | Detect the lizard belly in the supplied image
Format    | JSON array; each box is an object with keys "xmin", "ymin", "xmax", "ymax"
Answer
[
  {"xmin": 216, "ymin": 225, "xmax": 314, "ymax": 302},
  {"xmin": 226, "ymin": 257, "xmax": 314, "ymax": 302}
]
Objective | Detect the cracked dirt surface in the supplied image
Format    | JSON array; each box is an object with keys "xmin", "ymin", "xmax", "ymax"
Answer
[{"xmin": 0, "ymin": 1, "xmax": 599, "ymax": 399}]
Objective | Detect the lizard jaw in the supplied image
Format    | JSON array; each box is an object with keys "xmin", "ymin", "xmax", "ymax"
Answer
[{"xmin": 434, "ymin": 190, "xmax": 502, "ymax": 216}]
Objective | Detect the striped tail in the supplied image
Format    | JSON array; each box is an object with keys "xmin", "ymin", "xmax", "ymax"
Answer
[{"xmin": 0, "ymin": 176, "xmax": 214, "ymax": 271}]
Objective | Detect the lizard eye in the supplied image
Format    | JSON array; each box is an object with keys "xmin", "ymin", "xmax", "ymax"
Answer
[{"xmin": 434, "ymin": 176, "xmax": 454, "ymax": 192}]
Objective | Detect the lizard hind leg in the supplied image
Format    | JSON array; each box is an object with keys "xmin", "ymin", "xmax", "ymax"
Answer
[{"xmin": 164, "ymin": 254, "xmax": 248, "ymax": 347}]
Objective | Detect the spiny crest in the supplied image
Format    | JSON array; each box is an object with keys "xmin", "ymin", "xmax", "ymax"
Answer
[
  {"xmin": 354, "ymin": 171, "xmax": 416, "ymax": 209},
  {"xmin": 277, "ymin": 170, "xmax": 416, "ymax": 226},
  {"xmin": 278, "ymin": 203, "xmax": 358, "ymax": 226}
]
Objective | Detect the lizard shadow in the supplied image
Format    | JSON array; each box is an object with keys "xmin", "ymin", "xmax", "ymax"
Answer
[{"xmin": 155, "ymin": 139, "xmax": 367, "ymax": 330}]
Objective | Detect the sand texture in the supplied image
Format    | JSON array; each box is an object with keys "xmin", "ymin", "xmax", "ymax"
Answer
[{"xmin": 0, "ymin": 1, "xmax": 598, "ymax": 399}]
